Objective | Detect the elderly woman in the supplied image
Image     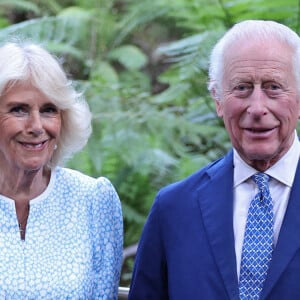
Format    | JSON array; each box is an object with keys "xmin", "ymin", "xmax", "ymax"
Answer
[{"xmin": 0, "ymin": 41, "xmax": 123, "ymax": 299}]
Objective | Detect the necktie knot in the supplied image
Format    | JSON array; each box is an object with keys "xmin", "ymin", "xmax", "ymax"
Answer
[{"xmin": 252, "ymin": 172, "xmax": 270, "ymax": 193}]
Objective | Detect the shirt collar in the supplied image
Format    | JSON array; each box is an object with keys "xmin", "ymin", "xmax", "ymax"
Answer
[{"xmin": 233, "ymin": 131, "xmax": 300, "ymax": 187}]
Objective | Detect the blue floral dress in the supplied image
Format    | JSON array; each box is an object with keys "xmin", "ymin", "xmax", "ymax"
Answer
[{"xmin": 0, "ymin": 167, "xmax": 123, "ymax": 299}]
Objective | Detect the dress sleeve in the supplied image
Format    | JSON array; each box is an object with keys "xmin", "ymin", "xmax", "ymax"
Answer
[{"xmin": 91, "ymin": 177, "xmax": 123, "ymax": 300}]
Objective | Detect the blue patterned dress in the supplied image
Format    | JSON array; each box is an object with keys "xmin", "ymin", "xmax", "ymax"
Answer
[{"xmin": 0, "ymin": 167, "xmax": 123, "ymax": 299}]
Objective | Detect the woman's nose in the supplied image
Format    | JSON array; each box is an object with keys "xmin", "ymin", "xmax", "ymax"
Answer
[{"xmin": 26, "ymin": 111, "xmax": 44, "ymax": 135}]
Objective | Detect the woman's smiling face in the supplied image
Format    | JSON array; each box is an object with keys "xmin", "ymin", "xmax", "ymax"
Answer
[
  {"xmin": 0, "ymin": 83, "xmax": 61, "ymax": 172},
  {"xmin": 215, "ymin": 39, "xmax": 300, "ymax": 171}
]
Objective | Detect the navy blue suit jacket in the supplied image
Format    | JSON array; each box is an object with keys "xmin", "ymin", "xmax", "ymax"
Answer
[{"xmin": 128, "ymin": 150, "xmax": 300, "ymax": 299}]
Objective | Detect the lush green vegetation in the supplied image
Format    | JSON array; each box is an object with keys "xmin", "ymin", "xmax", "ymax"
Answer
[{"xmin": 1, "ymin": 0, "xmax": 299, "ymax": 285}]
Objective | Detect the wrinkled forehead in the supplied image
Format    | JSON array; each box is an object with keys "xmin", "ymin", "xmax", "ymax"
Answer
[
  {"xmin": 222, "ymin": 38, "xmax": 296, "ymax": 79},
  {"xmin": 224, "ymin": 37, "xmax": 294, "ymax": 61}
]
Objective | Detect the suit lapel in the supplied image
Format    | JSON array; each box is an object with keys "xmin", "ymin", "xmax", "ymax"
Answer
[
  {"xmin": 261, "ymin": 160, "xmax": 300, "ymax": 299},
  {"xmin": 197, "ymin": 150, "xmax": 240, "ymax": 300}
]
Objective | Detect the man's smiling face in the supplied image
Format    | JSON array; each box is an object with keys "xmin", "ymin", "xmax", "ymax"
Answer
[{"xmin": 215, "ymin": 39, "xmax": 300, "ymax": 171}]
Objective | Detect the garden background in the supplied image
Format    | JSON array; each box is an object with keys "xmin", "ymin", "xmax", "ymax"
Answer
[{"xmin": 0, "ymin": 0, "xmax": 299, "ymax": 286}]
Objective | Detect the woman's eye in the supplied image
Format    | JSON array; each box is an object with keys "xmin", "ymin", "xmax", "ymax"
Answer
[
  {"xmin": 41, "ymin": 105, "xmax": 59, "ymax": 114},
  {"xmin": 10, "ymin": 106, "xmax": 26, "ymax": 115}
]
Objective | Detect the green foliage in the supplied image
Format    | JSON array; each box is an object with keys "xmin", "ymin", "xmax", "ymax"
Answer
[
  {"xmin": 0, "ymin": 1, "xmax": 40, "ymax": 16},
  {"xmin": 108, "ymin": 45, "xmax": 148, "ymax": 70}
]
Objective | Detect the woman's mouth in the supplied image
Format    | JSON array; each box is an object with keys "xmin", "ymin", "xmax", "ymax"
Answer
[{"xmin": 19, "ymin": 141, "xmax": 47, "ymax": 149}]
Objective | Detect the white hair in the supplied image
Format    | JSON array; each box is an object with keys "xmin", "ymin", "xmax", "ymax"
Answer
[
  {"xmin": 0, "ymin": 41, "xmax": 92, "ymax": 167},
  {"xmin": 208, "ymin": 20, "xmax": 300, "ymax": 99}
]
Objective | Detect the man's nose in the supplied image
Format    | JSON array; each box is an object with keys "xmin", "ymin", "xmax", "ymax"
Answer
[{"xmin": 246, "ymin": 87, "xmax": 268, "ymax": 116}]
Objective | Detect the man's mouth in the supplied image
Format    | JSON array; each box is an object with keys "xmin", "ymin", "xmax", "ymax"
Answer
[
  {"xmin": 247, "ymin": 128, "xmax": 273, "ymax": 132},
  {"xmin": 244, "ymin": 127, "xmax": 276, "ymax": 137}
]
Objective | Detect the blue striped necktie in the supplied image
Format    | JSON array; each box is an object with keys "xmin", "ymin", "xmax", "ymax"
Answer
[{"xmin": 239, "ymin": 172, "xmax": 274, "ymax": 300}]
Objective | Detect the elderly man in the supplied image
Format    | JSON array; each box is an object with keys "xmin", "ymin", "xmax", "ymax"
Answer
[{"xmin": 128, "ymin": 20, "xmax": 300, "ymax": 300}]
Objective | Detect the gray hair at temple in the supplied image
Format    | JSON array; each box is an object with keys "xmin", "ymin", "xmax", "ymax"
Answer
[
  {"xmin": 208, "ymin": 20, "xmax": 300, "ymax": 100},
  {"xmin": 0, "ymin": 41, "xmax": 92, "ymax": 167}
]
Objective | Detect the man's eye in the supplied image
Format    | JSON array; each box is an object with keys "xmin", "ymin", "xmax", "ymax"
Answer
[
  {"xmin": 235, "ymin": 84, "xmax": 251, "ymax": 91},
  {"xmin": 265, "ymin": 83, "xmax": 281, "ymax": 90},
  {"xmin": 233, "ymin": 83, "xmax": 252, "ymax": 97},
  {"xmin": 263, "ymin": 82, "xmax": 283, "ymax": 97},
  {"xmin": 236, "ymin": 85, "xmax": 247, "ymax": 91}
]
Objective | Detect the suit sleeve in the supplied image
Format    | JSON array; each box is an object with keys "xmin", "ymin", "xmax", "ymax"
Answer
[{"xmin": 128, "ymin": 194, "xmax": 169, "ymax": 300}]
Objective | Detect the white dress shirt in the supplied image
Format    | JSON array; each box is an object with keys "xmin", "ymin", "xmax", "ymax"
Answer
[{"xmin": 233, "ymin": 131, "xmax": 300, "ymax": 279}]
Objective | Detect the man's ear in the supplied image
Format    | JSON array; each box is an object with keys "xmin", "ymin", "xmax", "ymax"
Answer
[
  {"xmin": 211, "ymin": 88, "xmax": 223, "ymax": 117},
  {"xmin": 214, "ymin": 99, "xmax": 223, "ymax": 117}
]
